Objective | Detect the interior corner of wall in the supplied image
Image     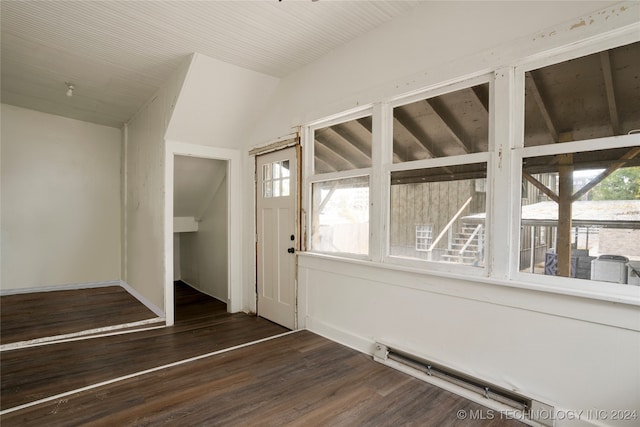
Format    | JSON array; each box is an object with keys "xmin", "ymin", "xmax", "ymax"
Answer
[
  {"xmin": 164, "ymin": 53, "xmax": 198, "ymax": 140},
  {"xmin": 119, "ymin": 280, "xmax": 165, "ymax": 319}
]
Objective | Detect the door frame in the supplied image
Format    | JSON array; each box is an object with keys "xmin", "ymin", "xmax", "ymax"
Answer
[
  {"xmin": 253, "ymin": 139, "xmax": 302, "ymax": 329},
  {"xmin": 164, "ymin": 140, "xmax": 243, "ymax": 326}
]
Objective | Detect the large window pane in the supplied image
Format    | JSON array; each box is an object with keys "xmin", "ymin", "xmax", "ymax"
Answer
[
  {"xmin": 311, "ymin": 176, "xmax": 369, "ymax": 255},
  {"xmin": 392, "ymin": 83, "xmax": 489, "ymax": 163},
  {"xmin": 389, "ymin": 163, "xmax": 487, "ymax": 266},
  {"xmin": 520, "ymin": 147, "xmax": 640, "ymax": 284},
  {"xmin": 524, "ymin": 42, "xmax": 640, "ymax": 147},
  {"xmin": 314, "ymin": 117, "xmax": 372, "ymax": 174}
]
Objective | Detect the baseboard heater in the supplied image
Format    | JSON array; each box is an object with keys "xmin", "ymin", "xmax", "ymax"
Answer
[{"xmin": 373, "ymin": 342, "xmax": 554, "ymax": 426}]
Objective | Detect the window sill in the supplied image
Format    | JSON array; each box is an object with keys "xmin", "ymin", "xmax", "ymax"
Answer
[{"xmin": 298, "ymin": 251, "xmax": 640, "ymax": 307}]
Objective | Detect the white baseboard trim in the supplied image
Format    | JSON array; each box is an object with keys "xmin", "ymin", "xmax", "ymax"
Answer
[
  {"xmin": 119, "ymin": 281, "xmax": 165, "ymax": 318},
  {"xmin": 304, "ymin": 316, "xmax": 375, "ymax": 355},
  {"xmin": 0, "ymin": 280, "xmax": 121, "ymax": 296}
]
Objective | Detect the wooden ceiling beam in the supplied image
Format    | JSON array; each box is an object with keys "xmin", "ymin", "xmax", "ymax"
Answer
[
  {"xmin": 355, "ymin": 117, "xmax": 404, "ymax": 163},
  {"xmin": 525, "ymin": 71, "xmax": 559, "ymax": 143},
  {"xmin": 324, "ymin": 126, "xmax": 371, "ymax": 161},
  {"xmin": 313, "ymin": 155, "xmax": 337, "ymax": 174},
  {"xmin": 599, "ymin": 50, "xmax": 621, "ymax": 135},
  {"xmin": 394, "ymin": 108, "xmax": 443, "ymax": 158},
  {"xmin": 393, "ymin": 116, "xmax": 435, "ymax": 159},
  {"xmin": 423, "ymin": 99, "xmax": 470, "ymax": 153},
  {"xmin": 470, "ymin": 86, "xmax": 489, "ymax": 113},
  {"xmin": 314, "ymin": 139, "xmax": 357, "ymax": 171},
  {"xmin": 315, "ymin": 131, "xmax": 368, "ymax": 169}
]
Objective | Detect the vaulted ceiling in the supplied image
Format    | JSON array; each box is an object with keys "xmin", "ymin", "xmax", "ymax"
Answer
[{"xmin": 0, "ymin": 0, "xmax": 419, "ymax": 128}]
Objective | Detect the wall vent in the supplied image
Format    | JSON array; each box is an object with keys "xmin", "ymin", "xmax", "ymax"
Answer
[{"xmin": 373, "ymin": 343, "xmax": 554, "ymax": 427}]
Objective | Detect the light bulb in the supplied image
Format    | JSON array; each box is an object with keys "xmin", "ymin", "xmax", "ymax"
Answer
[{"xmin": 65, "ymin": 82, "xmax": 74, "ymax": 97}]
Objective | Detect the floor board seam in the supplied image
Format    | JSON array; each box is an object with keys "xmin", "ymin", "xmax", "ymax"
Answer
[
  {"xmin": 0, "ymin": 318, "xmax": 166, "ymax": 351},
  {"xmin": 0, "ymin": 329, "xmax": 299, "ymax": 416}
]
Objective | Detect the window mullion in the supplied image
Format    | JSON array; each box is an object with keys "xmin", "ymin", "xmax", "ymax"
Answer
[
  {"xmin": 370, "ymin": 102, "xmax": 390, "ymax": 262},
  {"xmin": 490, "ymin": 66, "xmax": 520, "ymax": 280}
]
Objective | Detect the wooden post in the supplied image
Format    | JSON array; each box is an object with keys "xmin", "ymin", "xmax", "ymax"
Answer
[{"xmin": 557, "ymin": 153, "xmax": 573, "ymax": 277}]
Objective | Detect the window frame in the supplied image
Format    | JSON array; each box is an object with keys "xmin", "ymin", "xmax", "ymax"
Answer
[
  {"xmin": 382, "ymin": 74, "xmax": 494, "ymax": 276},
  {"xmin": 511, "ymin": 135, "xmax": 640, "ymax": 293},
  {"xmin": 299, "ymin": 24, "xmax": 640, "ymax": 304},
  {"xmin": 303, "ymin": 107, "xmax": 374, "ymax": 260},
  {"xmin": 508, "ymin": 30, "xmax": 640, "ymax": 299}
]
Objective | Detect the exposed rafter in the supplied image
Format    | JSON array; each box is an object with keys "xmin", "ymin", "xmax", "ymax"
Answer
[
  {"xmin": 525, "ymin": 71, "xmax": 559, "ymax": 143},
  {"xmin": 355, "ymin": 117, "xmax": 403, "ymax": 163},
  {"xmin": 314, "ymin": 140, "xmax": 357, "ymax": 171},
  {"xmin": 313, "ymin": 155, "xmax": 337, "ymax": 174},
  {"xmin": 394, "ymin": 108, "xmax": 443, "ymax": 158},
  {"xmin": 599, "ymin": 50, "xmax": 621, "ymax": 135},
  {"xmin": 470, "ymin": 86, "xmax": 489, "ymax": 113},
  {"xmin": 315, "ymin": 130, "xmax": 369, "ymax": 169},
  {"xmin": 393, "ymin": 116, "xmax": 435, "ymax": 159},
  {"xmin": 424, "ymin": 98, "xmax": 471, "ymax": 153},
  {"xmin": 325, "ymin": 126, "xmax": 371, "ymax": 162}
]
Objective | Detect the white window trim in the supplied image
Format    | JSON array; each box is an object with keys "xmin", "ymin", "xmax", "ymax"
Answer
[
  {"xmin": 383, "ymin": 73, "xmax": 494, "ymax": 275},
  {"xmin": 304, "ymin": 107, "xmax": 375, "ymax": 260},
  {"xmin": 505, "ymin": 25, "xmax": 640, "ymax": 300},
  {"xmin": 300, "ymin": 24, "xmax": 640, "ymax": 304},
  {"xmin": 510, "ymin": 135, "xmax": 640, "ymax": 290},
  {"xmin": 387, "ymin": 73, "xmax": 492, "ymax": 110},
  {"xmin": 307, "ymin": 168, "xmax": 372, "ymax": 185},
  {"xmin": 386, "ymin": 152, "xmax": 491, "ymax": 173}
]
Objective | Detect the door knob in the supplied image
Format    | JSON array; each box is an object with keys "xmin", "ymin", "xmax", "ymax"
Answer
[{"xmin": 287, "ymin": 247, "xmax": 295, "ymax": 254}]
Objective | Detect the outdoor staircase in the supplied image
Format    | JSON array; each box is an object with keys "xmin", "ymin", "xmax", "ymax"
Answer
[{"xmin": 441, "ymin": 223, "xmax": 483, "ymax": 265}]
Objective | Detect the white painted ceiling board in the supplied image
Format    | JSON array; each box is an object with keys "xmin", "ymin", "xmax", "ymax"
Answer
[{"xmin": 1, "ymin": 0, "xmax": 418, "ymax": 128}]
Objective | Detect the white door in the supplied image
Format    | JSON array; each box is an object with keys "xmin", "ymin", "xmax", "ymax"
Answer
[{"xmin": 256, "ymin": 147, "xmax": 297, "ymax": 329}]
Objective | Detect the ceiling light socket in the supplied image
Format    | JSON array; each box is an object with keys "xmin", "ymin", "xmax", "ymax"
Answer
[{"xmin": 65, "ymin": 82, "xmax": 75, "ymax": 97}]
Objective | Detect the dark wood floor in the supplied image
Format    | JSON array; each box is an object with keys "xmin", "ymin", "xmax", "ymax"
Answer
[
  {"xmin": 1, "ymin": 282, "xmax": 288, "ymax": 410},
  {"xmin": 0, "ymin": 286, "xmax": 159, "ymax": 345},
  {"xmin": 1, "ymin": 283, "xmax": 523, "ymax": 426},
  {"xmin": 1, "ymin": 330, "xmax": 524, "ymax": 426}
]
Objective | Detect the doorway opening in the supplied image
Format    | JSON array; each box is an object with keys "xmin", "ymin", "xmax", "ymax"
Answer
[
  {"xmin": 164, "ymin": 142, "xmax": 243, "ymax": 326},
  {"xmin": 173, "ymin": 155, "xmax": 228, "ymax": 320}
]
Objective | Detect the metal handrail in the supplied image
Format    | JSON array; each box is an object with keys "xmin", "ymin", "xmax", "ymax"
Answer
[
  {"xmin": 428, "ymin": 196, "xmax": 473, "ymax": 252},
  {"xmin": 459, "ymin": 224, "xmax": 483, "ymax": 255}
]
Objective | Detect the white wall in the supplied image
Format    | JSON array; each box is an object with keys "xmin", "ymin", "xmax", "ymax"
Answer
[
  {"xmin": 165, "ymin": 53, "xmax": 280, "ymax": 149},
  {"xmin": 128, "ymin": 51, "xmax": 279, "ymax": 316},
  {"xmin": 1, "ymin": 104, "xmax": 121, "ymax": 291},
  {"xmin": 179, "ymin": 175, "xmax": 228, "ymax": 302},
  {"xmin": 246, "ymin": 2, "xmax": 639, "ymax": 426},
  {"xmin": 124, "ymin": 55, "xmax": 191, "ymax": 312},
  {"xmin": 164, "ymin": 52, "xmax": 280, "ymax": 315}
]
